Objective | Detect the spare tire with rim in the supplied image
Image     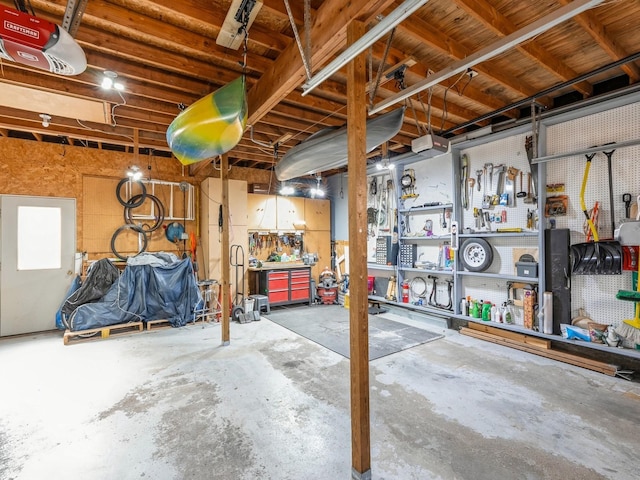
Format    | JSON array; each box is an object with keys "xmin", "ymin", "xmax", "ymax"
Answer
[{"xmin": 459, "ymin": 237, "xmax": 493, "ymax": 272}]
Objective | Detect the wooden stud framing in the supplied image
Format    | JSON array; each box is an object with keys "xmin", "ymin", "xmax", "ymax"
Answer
[{"xmin": 347, "ymin": 20, "xmax": 371, "ymax": 480}]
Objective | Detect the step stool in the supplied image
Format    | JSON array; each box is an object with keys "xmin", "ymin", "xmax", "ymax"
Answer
[{"xmin": 249, "ymin": 294, "xmax": 270, "ymax": 314}]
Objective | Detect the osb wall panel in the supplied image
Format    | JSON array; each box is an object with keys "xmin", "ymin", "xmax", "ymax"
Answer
[
  {"xmin": 0, "ymin": 137, "xmax": 269, "ymax": 259},
  {"xmin": 82, "ymin": 176, "xmax": 196, "ymax": 257}
]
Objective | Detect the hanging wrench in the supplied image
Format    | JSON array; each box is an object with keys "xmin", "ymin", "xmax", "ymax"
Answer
[
  {"xmin": 476, "ymin": 170, "xmax": 483, "ymax": 191},
  {"xmin": 485, "ymin": 163, "xmax": 494, "ymax": 190}
]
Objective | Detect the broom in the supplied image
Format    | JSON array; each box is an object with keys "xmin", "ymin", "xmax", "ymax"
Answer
[{"xmin": 615, "ymin": 258, "xmax": 640, "ymax": 346}]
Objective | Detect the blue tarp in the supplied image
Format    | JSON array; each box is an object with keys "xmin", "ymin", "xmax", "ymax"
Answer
[{"xmin": 68, "ymin": 257, "xmax": 200, "ymax": 331}]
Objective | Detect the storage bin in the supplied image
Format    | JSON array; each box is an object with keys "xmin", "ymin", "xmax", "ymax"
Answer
[{"xmin": 516, "ymin": 261, "xmax": 538, "ymax": 278}]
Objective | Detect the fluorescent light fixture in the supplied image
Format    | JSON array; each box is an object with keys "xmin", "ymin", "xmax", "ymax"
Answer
[
  {"xmin": 369, "ymin": 0, "xmax": 603, "ymax": 114},
  {"xmin": 301, "ymin": 0, "xmax": 430, "ymax": 96}
]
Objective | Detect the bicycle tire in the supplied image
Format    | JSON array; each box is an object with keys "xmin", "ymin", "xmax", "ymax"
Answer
[
  {"xmin": 116, "ymin": 177, "xmax": 147, "ymax": 208},
  {"xmin": 124, "ymin": 194, "xmax": 165, "ymax": 232},
  {"xmin": 110, "ymin": 224, "xmax": 148, "ymax": 260}
]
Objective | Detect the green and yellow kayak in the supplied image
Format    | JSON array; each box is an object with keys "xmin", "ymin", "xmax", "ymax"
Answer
[{"xmin": 166, "ymin": 77, "xmax": 247, "ymax": 165}]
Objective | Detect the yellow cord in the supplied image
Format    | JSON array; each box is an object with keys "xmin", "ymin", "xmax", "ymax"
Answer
[{"xmin": 580, "ymin": 159, "xmax": 599, "ymax": 242}]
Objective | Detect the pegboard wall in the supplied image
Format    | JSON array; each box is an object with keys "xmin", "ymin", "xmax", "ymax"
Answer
[
  {"xmin": 460, "ymin": 132, "xmax": 538, "ymax": 232},
  {"xmin": 399, "ymin": 154, "xmax": 454, "ymax": 209},
  {"xmin": 546, "ymin": 101, "xmax": 640, "ymax": 327},
  {"xmin": 366, "ymin": 155, "xmax": 454, "ymax": 264},
  {"xmin": 366, "ymin": 171, "xmax": 397, "ymax": 262}
]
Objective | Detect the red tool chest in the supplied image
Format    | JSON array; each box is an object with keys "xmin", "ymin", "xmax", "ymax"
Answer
[{"xmin": 260, "ymin": 268, "xmax": 311, "ymax": 306}]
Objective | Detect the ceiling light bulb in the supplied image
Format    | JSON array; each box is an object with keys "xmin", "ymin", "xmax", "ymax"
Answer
[
  {"xmin": 127, "ymin": 165, "xmax": 143, "ymax": 181},
  {"xmin": 279, "ymin": 183, "xmax": 294, "ymax": 195},
  {"xmin": 102, "ymin": 70, "xmax": 120, "ymax": 90},
  {"xmin": 101, "ymin": 76, "xmax": 113, "ymax": 89},
  {"xmin": 39, "ymin": 113, "xmax": 51, "ymax": 128},
  {"xmin": 376, "ymin": 161, "xmax": 383, "ymax": 170}
]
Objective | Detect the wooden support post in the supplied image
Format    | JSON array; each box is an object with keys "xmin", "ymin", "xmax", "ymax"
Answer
[
  {"xmin": 220, "ymin": 154, "xmax": 231, "ymax": 345},
  {"xmin": 347, "ymin": 20, "xmax": 371, "ymax": 480}
]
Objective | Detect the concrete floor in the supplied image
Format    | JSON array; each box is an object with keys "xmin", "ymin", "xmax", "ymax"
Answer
[{"xmin": 1, "ymin": 310, "xmax": 639, "ymax": 480}]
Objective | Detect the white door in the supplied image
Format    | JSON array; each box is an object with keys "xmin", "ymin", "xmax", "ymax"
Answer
[{"xmin": 0, "ymin": 195, "xmax": 76, "ymax": 336}]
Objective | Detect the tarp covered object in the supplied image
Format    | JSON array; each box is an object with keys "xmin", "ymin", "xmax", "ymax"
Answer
[
  {"xmin": 60, "ymin": 258, "xmax": 120, "ymax": 328},
  {"xmin": 68, "ymin": 257, "xmax": 200, "ymax": 331}
]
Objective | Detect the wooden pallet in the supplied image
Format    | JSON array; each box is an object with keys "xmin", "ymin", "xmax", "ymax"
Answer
[
  {"xmin": 146, "ymin": 319, "xmax": 172, "ymax": 331},
  {"xmin": 460, "ymin": 325, "xmax": 620, "ymax": 377},
  {"xmin": 146, "ymin": 317, "xmax": 217, "ymax": 331},
  {"xmin": 63, "ymin": 321, "xmax": 144, "ymax": 345}
]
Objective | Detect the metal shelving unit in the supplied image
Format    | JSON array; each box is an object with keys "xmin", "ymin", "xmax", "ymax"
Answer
[
  {"xmin": 457, "ymin": 271, "xmax": 538, "ymax": 283},
  {"xmin": 400, "ymin": 235, "xmax": 450, "ymax": 241},
  {"xmin": 368, "ymin": 295, "xmax": 453, "ymax": 318},
  {"xmin": 400, "ymin": 267, "xmax": 453, "ymax": 275},
  {"xmin": 367, "ymin": 263, "xmax": 396, "ymax": 271},
  {"xmin": 398, "ymin": 203, "xmax": 454, "ymax": 214},
  {"xmin": 459, "ymin": 231, "xmax": 538, "ymax": 238}
]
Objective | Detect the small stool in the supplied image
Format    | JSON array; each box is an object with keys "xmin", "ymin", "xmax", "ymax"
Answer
[{"xmin": 249, "ymin": 294, "xmax": 270, "ymax": 314}]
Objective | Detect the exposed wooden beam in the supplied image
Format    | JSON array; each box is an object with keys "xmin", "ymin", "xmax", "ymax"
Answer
[
  {"xmin": 396, "ymin": 9, "xmax": 551, "ymax": 103},
  {"xmin": 369, "ymin": 43, "xmax": 519, "ymax": 119},
  {"xmin": 31, "ymin": 0, "xmax": 277, "ymax": 72},
  {"xmin": 558, "ymin": 0, "xmax": 640, "ymax": 81},
  {"xmin": 247, "ymin": 0, "xmax": 391, "ymax": 125},
  {"xmin": 188, "ymin": 158, "xmax": 213, "ymax": 177},
  {"xmin": 347, "ymin": 19, "xmax": 371, "ymax": 480},
  {"xmin": 454, "ymin": 0, "xmax": 593, "ymax": 96}
]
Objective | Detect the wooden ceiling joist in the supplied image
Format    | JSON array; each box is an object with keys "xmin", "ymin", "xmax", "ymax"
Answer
[
  {"xmin": 558, "ymin": 0, "xmax": 640, "ymax": 81},
  {"xmin": 454, "ymin": 0, "xmax": 593, "ymax": 97}
]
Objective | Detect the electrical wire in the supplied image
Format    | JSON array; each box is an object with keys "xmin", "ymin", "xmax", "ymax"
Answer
[
  {"xmin": 439, "ymin": 71, "xmax": 467, "ymax": 133},
  {"xmin": 110, "ymin": 89, "xmax": 127, "ymax": 127}
]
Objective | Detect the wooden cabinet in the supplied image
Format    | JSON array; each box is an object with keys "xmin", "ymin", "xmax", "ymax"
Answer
[
  {"xmin": 276, "ymin": 196, "xmax": 305, "ymax": 230},
  {"xmin": 247, "ymin": 194, "xmax": 277, "ymax": 230},
  {"xmin": 200, "ymin": 178, "xmax": 247, "ymax": 294},
  {"xmin": 304, "ymin": 198, "xmax": 330, "ymax": 230}
]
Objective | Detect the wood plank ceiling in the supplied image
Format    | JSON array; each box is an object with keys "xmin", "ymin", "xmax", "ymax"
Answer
[{"xmin": 0, "ymin": 0, "xmax": 639, "ymax": 175}]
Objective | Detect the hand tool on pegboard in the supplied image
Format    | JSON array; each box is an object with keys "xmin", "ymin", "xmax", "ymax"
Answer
[
  {"xmin": 505, "ymin": 166, "xmax": 519, "ymax": 207},
  {"xmin": 467, "ymin": 178, "xmax": 475, "ymax": 208},
  {"xmin": 602, "ymin": 144, "xmax": 616, "ymax": 238},
  {"xmin": 461, "ymin": 154, "xmax": 469, "ymax": 210},
  {"xmin": 517, "ymin": 171, "xmax": 526, "ymax": 199},
  {"xmin": 622, "ymin": 192, "xmax": 632, "ymax": 219},
  {"xmin": 571, "ymin": 148, "xmax": 622, "ymax": 275}
]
